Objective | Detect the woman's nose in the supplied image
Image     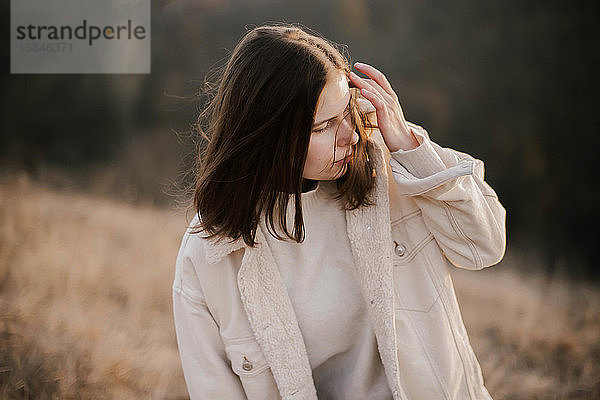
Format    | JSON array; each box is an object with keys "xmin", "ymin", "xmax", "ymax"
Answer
[{"xmin": 337, "ymin": 118, "xmax": 359, "ymax": 147}]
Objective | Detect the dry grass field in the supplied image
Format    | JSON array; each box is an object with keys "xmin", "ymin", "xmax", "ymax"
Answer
[{"xmin": 0, "ymin": 175, "xmax": 598, "ymax": 399}]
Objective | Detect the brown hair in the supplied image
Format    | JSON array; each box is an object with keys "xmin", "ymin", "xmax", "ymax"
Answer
[{"xmin": 191, "ymin": 23, "xmax": 378, "ymax": 247}]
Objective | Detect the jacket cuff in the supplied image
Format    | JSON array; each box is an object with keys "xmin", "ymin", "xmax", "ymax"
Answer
[{"xmin": 389, "ymin": 127, "xmax": 448, "ymax": 179}]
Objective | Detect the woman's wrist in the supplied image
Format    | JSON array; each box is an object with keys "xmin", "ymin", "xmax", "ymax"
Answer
[{"xmin": 388, "ymin": 128, "xmax": 420, "ymax": 152}]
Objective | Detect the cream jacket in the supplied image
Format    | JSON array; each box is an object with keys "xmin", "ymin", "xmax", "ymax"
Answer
[{"xmin": 172, "ymin": 112, "xmax": 507, "ymax": 399}]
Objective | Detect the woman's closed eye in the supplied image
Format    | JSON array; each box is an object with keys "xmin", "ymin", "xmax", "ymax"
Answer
[
  {"xmin": 313, "ymin": 121, "xmax": 333, "ymax": 134},
  {"xmin": 312, "ymin": 103, "xmax": 352, "ymax": 135}
]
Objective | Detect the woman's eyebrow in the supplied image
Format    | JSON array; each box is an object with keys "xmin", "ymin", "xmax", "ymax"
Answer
[{"xmin": 313, "ymin": 95, "xmax": 352, "ymax": 127}]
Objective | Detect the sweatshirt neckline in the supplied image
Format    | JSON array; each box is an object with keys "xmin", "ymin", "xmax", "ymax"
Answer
[{"xmin": 302, "ymin": 180, "xmax": 339, "ymax": 203}]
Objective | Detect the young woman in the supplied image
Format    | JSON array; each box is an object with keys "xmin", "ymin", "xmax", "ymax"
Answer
[{"xmin": 172, "ymin": 23, "xmax": 506, "ymax": 400}]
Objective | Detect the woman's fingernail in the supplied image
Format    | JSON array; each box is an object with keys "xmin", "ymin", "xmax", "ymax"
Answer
[{"xmin": 355, "ymin": 62, "xmax": 365, "ymax": 68}]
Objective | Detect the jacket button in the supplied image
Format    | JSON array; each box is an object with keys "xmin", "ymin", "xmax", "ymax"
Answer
[
  {"xmin": 394, "ymin": 241, "xmax": 406, "ymax": 257},
  {"xmin": 242, "ymin": 356, "xmax": 253, "ymax": 371}
]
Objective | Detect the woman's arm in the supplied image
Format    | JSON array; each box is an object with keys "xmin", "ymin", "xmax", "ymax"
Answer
[
  {"xmin": 172, "ymin": 235, "xmax": 247, "ymax": 399},
  {"xmin": 349, "ymin": 62, "xmax": 506, "ymax": 270},
  {"xmin": 388, "ymin": 122, "xmax": 507, "ymax": 270}
]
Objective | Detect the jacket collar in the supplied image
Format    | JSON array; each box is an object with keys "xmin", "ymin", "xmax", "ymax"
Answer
[{"xmin": 203, "ymin": 233, "xmax": 246, "ymax": 265}]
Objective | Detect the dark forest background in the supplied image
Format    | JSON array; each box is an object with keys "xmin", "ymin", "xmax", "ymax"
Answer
[{"xmin": 1, "ymin": 0, "xmax": 598, "ymax": 281}]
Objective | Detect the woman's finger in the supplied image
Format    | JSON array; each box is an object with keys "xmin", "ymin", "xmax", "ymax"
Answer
[
  {"xmin": 349, "ymin": 71, "xmax": 394, "ymax": 105},
  {"xmin": 354, "ymin": 62, "xmax": 397, "ymax": 99},
  {"xmin": 360, "ymin": 88, "xmax": 385, "ymax": 111}
]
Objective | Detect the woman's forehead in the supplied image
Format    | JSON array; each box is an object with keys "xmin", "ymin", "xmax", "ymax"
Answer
[{"xmin": 314, "ymin": 71, "xmax": 350, "ymax": 124}]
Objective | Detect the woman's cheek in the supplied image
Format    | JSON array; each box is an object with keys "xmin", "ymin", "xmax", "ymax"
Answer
[
  {"xmin": 313, "ymin": 135, "xmax": 334, "ymax": 162},
  {"xmin": 306, "ymin": 152, "xmax": 326, "ymax": 175}
]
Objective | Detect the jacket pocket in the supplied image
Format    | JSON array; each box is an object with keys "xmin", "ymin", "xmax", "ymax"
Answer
[
  {"xmin": 391, "ymin": 209, "xmax": 440, "ymax": 312},
  {"xmin": 224, "ymin": 337, "xmax": 281, "ymax": 400}
]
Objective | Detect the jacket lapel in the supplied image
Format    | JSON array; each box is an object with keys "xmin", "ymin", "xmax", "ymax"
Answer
[
  {"xmin": 345, "ymin": 135, "xmax": 405, "ymax": 399},
  {"xmin": 236, "ymin": 224, "xmax": 318, "ymax": 400}
]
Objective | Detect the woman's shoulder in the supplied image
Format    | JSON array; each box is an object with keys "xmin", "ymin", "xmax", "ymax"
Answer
[
  {"xmin": 173, "ymin": 213, "xmax": 246, "ymax": 300},
  {"xmin": 179, "ymin": 213, "xmax": 246, "ymax": 266},
  {"xmin": 173, "ymin": 214, "xmax": 208, "ymax": 300}
]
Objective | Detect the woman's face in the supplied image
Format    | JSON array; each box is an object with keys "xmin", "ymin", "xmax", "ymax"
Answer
[{"xmin": 303, "ymin": 69, "xmax": 359, "ymax": 181}]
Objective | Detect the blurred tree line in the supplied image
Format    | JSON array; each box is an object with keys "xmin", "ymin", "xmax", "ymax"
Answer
[{"xmin": 1, "ymin": 0, "xmax": 598, "ymax": 281}]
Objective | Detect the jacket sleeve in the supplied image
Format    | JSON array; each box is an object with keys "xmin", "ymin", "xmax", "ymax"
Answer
[
  {"xmin": 388, "ymin": 121, "xmax": 507, "ymax": 270},
  {"xmin": 172, "ymin": 233, "xmax": 247, "ymax": 399}
]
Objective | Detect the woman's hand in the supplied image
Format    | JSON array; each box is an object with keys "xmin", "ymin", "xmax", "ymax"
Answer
[{"xmin": 348, "ymin": 62, "xmax": 420, "ymax": 152}]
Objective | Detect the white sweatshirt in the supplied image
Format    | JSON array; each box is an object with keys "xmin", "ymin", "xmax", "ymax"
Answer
[{"xmin": 260, "ymin": 180, "xmax": 394, "ymax": 400}]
